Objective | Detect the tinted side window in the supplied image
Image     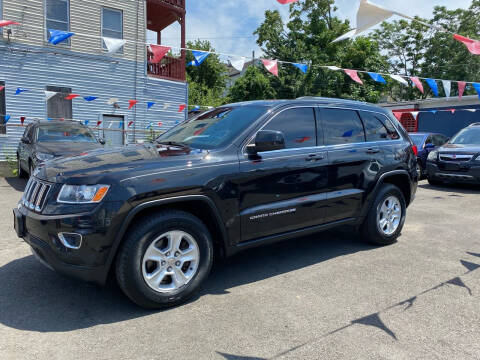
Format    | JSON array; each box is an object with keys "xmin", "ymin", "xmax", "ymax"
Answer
[
  {"xmin": 263, "ymin": 108, "xmax": 316, "ymax": 149},
  {"xmin": 433, "ymin": 135, "xmax": 447, "ymax": 146},
  {"xmin": 383, "ymin": 118, "xmax": 401, "ymax": 140},
  {"xmin": 360, "ymin": 112, "xmax": 389, "ymax": 142},
  {"xmin": 322, "ymin": 109, "xmax": 365, "ymax": 145},
  {"xmin": 425, "ymin": 135, "xmax": 434, "ymax": 146}
]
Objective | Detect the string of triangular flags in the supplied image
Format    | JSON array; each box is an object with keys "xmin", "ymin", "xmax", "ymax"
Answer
[{"xmin": 392, "ymin": 108, "xmax": 480, "ymax": 122}]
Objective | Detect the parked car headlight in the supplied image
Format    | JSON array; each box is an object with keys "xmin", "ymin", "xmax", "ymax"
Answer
[
  {"xmin": 427, "ymin": 151, "xmax": 438, "ymax": 161},
  {"xmin": 36, "ymin": 153, "xmax": 55, "ymax": 161},
  {"xmin": 57, "ymin": 184, "xmax": 110, "ymax": 204}
]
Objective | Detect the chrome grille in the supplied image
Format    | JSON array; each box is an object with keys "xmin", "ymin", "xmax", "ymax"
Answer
[
  {"xmin": 22, "ymin": 178, "xmax": 52, "ymax": 212},
  {"xmin": 439, "ymin": 154, "xmax": 473, "ymax": 162}
]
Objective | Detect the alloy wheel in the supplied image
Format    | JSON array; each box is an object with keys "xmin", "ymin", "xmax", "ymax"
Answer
[
  {"xmin": 142, "ymin": 230, "xmax": 200, "ymax": 293},
  {"xmin": 377, "ymin": 196, "xmax": 402, "ymax": 236}
]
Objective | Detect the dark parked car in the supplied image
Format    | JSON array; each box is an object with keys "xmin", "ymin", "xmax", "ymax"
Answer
[
  {"xmin": 427, "ymin": 123, "xmax": 480, "ymax": 185},
  {"xmin": 13, "ymin": 98, "xmax": 418, "ymax": 309},
  {"xmin": 409, "ymin": 132, "xmax": 449, "ymax": 178},
  {"xmin": 17, "ymin": 121, "xmax": 105, "ymax": 177}
]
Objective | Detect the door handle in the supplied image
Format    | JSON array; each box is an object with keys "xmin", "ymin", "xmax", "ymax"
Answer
[
  {"xmin": 306, "ymin": 154, "xmax": 325, "ymax": 161},
  {"xmin": 366, "ymin": 148, "xmax": 380, "ymax": 154}
]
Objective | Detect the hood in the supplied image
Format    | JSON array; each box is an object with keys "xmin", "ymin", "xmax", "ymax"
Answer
[
  {"xmin": 437, "ymin": 143, "xmax": 480, "ymax": 154},
  {"xmin": 36, "ymin": 141, "xmax": 103, "ymax": 157},
  {"xmin": 35, "ymin": 143, "xmax": 210, "ymax": 184}
]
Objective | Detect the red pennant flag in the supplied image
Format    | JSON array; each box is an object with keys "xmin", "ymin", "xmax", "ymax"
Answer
[
  {"xmin": 20, "ymin": 117, "xmax": 26, "ymax": 125},
  {"xmin": 392, "ymin": 112, "xmax": 403, "ymax": 121},
  {"xmin": 458, "ymin": 81, "xmax": 466, "ymax": 99},
  {"xmin": 128, "ymin": 121, "xmax": 134, "ymax": 127},
  {"xmin": 262, "ymin": 59, "xmax": 278, "ymax": 77},
  {"xmin": 0, "ymin": 86, "xmax": 4, "ymax": 92},
  {"xmin": 178, "ymin": 104, "xmax": 186, "ymax": 112},
  {"xmin": 0, "ymin": 20, "xmax": 20, "ymax": 27},
  {"xmin": 344, "ymin": 69, "xmax": 363, "ymax": 85},
  {"xmin": 96, "ymin": 120, "xmax": 102, "ymax": 127},
  {"xmin": 277, "ymin": 0, "xmax": 299, "ymax": 3},
  {"xmin": 150, "ymin": 45, "xmax": 171, "ymax": 64},
  {"xmin": 158, "ymin": 122, "xmax": 163, "ymax": 127},
  {"xmin": 128, "ymin": 100, "xmax": 138, "ymax": 110},
  {"xmin": 65, "ymin": 94, "xmax": 80, "ymax": 100},
  {"xmin": 410, "ymin": 77, "xmax": 424, "ymax": 94},
  {"xmin": 449, "ymin": 109, "xmax": 456, "ymax": 114},
  {"xmin": 454, "ymin": 34, "xmax": 480, "ymax": 55}
]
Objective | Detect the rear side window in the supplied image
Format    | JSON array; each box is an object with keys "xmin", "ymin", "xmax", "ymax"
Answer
[
  {"xmin": 321, "ymin": 109, "xmax": 365, "ymax": 145},
  {"xmin": 433, "ymin": 134, "xmax": 447, "ymax": 146},
  {"xmin": 360, "ymin": 112, "xmax": 390, "ymax": 142},
  {"xmin": 263, "ymin": 107, "xmax": 316, "ymax": 149},
  {"xmin": 383, "ymin": 117, "xmax": 401, "ymax": 140}
]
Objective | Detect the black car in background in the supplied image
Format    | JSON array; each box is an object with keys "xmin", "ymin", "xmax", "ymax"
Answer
[
  {"xmin": 14, "ymin": 98, "xmax": 418, "ymax": 309},
  {"xmin": 427, "ymin": 123, "xmax": 480, "ymax": 185},
  {"xmin": 17, "ymin": 121, "xmax": 105, "ymax": 177}
]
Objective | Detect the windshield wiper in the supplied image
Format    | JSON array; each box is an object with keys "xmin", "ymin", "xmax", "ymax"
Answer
[{"xmin": 156, "ymin": 140, "xmax": 190, "ymax": 148}]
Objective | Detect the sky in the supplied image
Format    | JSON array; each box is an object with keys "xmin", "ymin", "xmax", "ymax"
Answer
[{"xmin": 152, "ymin": 0, "xmax": 473, "ymax": 58}]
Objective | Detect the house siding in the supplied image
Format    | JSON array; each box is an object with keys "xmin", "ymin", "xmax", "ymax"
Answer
[{"xmin": 0, "ymin": 0, "xmax": 187, "ymax": 161}]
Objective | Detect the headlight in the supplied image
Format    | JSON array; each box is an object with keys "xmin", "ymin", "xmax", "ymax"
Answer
[
  {"xmin": 427, "ymin": 151, "xmax": 438, "ymax": 161},
  {"xmin": 36, "ymin": 153, "xmax": 55, "ymax": 161},
  {"xmin": 57, "ymin": 184, "xmax": 110, "ymax": 204}
]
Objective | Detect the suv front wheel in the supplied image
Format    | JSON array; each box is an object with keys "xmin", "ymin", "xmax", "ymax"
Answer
[
  {"xmin": 116, "ymin": 210, "xmax": 214, "ymax": 309},
  {"xmin": 362, "ymin": 184, "xmax": 406, "ymax": 245}
]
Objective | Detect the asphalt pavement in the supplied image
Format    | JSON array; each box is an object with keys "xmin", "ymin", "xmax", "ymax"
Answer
[{"xmin": 0, "ymin": 177, "xmax": 479, "ymax": 360}]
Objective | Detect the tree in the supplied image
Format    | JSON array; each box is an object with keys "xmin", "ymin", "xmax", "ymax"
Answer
[
  {"xmin": 253, "ymin": 0, "xmax": 389, "ymax": 103},
  {"xmin": 227, "ymin": 66, "xmax": 276, "ymax": 102},
  {"xmin": 185, "ymin": 40, "xmax": 227, "ymax": 107}
]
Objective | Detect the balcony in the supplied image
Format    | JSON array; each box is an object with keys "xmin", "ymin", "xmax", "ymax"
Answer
[{"xmin": 146, "ymin": 0, "xmax": 186, "ymax": 82}]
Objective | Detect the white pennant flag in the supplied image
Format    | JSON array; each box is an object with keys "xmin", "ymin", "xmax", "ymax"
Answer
[
  {"xmin": 163, "ymin": 103, "xmax": 170, "ymax": 110},
  {"xmin": 466, "ymin": 109, "xmax": 477, "ymax": 112},
  {"xmin": 332, "ymin": 0, "xmax": 394, "ymax": 42},
  {"xmin": 230, "ymin": 57, "xmax": 246, "ymax": 72},
  {"xmin": 103, "ymin": 37, "xmax": 127, "ymax": 54},
  {"xmin": 411, "ymin": 111, "xmax": 420, "ymax": 120},
  {"xmin": 326, "ymin": 66, "xmax": 341, "ymax": 71},
  {"xmin": 390, "ymin": 75, "xmax": 409, "ymax": 86},
  {"xmin": 442, "ymin": 80, "xmax": 451, "ymax": 98},
  {"xmin": 44, "ymin": 91, "xmax": 57, "ymax": 101}
]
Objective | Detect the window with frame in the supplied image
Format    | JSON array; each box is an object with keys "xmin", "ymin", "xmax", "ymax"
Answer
[
  {"xmin": 360, "ymin": 111, "xmax": 390, "ymax": 142},
  {"xmin": 322, "ymin": 109, "xmax": 365, "ymax": 145},
  {"xmin": 433, "ymin": 134, "xmax": 448, "ymax": 147},
  {"xmin": 46, "ymin": 0, "xmax": 70, "ymax": 43},
  {"xmin": 102, "ymin": 7, "xmax": 123, "ymax": 51},
  {"xmin": 0, "ymin": 81, "xmax": 6, "ymax": 134},
  {"xmin": 262, "ymin": 108, "xmax": 317, "ymax": 149},
  {"xmin": 46, "ymin": 86, "xmax": 72, "ymax": 120}
]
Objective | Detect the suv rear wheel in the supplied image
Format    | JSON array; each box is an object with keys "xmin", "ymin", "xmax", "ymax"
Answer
[
  {"xmin": 116, "ymin": 210, "xmax": 214, "ymax": 309},
  {"xmin": 362, "ymin": 184, "xmax": 406, "ymax": 245}
]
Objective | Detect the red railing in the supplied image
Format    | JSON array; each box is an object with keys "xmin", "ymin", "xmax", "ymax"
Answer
[
  {"xmin": 148, "ymin": 53, "xmax": 186, "ymax": 82},
  {"xmin": 157, "ymin": 0, "xmax": 185, "ymax": 9}
]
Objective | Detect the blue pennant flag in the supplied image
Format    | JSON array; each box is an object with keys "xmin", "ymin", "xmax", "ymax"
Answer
[
  {"xmin": 430, "ymin": 110, "xmax": 437, "ymax": 114},
  {"xmin": 293, "ymin": 63, "xmax": 308, "ymax": 74},
  {"xmin": 191, "ymin": 51, "xmax": 210, "ymax": 66},
  {"xmin": 147, "ymin": 102, "xmax": 155, "ymax": 109},
  {"xmin": 47, "ymin": 117, "xmax": 53, "ymax": 121},
  {"xmin": 146, "ymin": 123, "xmax": 152, "ymax": 129},
  {"xmin": 48, "ymin": 29, "xmax": 75, "ymax": 45},
  {"xmin": 367, "ymin": 72, "xmax": 386, "ymax": 84},
  {"xmin": 4, "ymin": 115, "xmax": 10, "ymax": 123},
  {"xmin": 342, "ymin": 130, "xmax": 353, "ymax": 138},
  {"xmin": 84, "ymin": 120, "xmax": 90, "ymax": 126},
  {"xmin": 15, "ymin": 88, "xmax": 28, "ymax": 95},
  {"xmin": 118, "ymin": 121, "xmax": 124, "ymax": 129},
  {"xmin": 83, "ymin": 96, "xmax": 97, "ymax": 102},
  {"xmin": 187, "ymin": 60, "xmax": 196, "ymax": 66},
  {"xmin": 426, "ymin": 79, "xmax": 439, "ymax": 97},
  {"xmin": 192, "ymin": 105, "xmax": 201, "ymax": 111},
  {"xmin": 472, "ymin": 83, "xmax": 480, "ymax": 98}
]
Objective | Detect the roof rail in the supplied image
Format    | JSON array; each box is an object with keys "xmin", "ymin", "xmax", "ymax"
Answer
[{"xmin": 296, "ymin": 96, "xmax": 367, "ymax": 105}]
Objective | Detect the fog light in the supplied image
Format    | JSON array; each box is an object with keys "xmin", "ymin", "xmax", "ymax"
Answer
[{"xmin": 58, "ymin": 232, "xmax": 83, "ymax": 249}]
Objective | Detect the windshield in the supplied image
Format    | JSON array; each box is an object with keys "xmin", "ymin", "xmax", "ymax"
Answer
[
  {"xmin": 36, "ymin": 126, "xmax": 97, "ymax": 143},
  {"xmin": 409, "ymin": 134, "xmax": 426, "ymax": 147},
  {"xmin": 156, "ymin": 106, "xmax": 268, "ymax": 149},
  {"xmin": 450, "ymin": 127, "xmax": 480, "ymax": 145}
]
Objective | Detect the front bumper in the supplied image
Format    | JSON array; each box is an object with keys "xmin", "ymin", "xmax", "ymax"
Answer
[
  {"xmin": 13, "ymin": 200, "xmax": 125, "ymax": 285},
  {"xmin": 427, "ymin": 161, "xmax": 480, "ymax": 184}
]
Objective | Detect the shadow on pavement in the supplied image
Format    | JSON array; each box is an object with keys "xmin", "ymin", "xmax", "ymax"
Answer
[
  {"xmin": 3, "ymin": 177, "xmax": 27, "ymax": 192},
  {"xmin": 0, "ymin": 228, "xmax": 374, "ymax": 333},
  {"xmin": 418, "ymin": 182, "xmax": 480, "ymax": 194}
]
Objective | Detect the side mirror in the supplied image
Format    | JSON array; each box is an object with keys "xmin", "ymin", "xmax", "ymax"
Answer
[
  {"xmin": 246, "ymin": 130, "xmax": 286, "ymax": 155},
  {"xmin": 21, "ymin": 137, "xmax": 30, "ymax": 144},
  {"xmin": 99, "ymin": 138, "xmax": 106, "ymax": 145},
  {"xmin": 425, "ymin": 143, "xmax": 435, "ymax": 150}
]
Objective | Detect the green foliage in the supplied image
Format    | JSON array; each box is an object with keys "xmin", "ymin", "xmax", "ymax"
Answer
[
  {"xmin": 186, "ymin": 40, "xmax": 228, "ymax": 107},
  {"xmin": 227, "ymin": 66, "xmax": 276, "ymax": 103}
]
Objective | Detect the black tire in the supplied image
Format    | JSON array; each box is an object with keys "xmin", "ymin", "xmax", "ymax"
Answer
[
  {"xmin": 416, "ymin": 162, "xmax": 423, "ymax": 180},
  {"xmin": 427, "ymin": 178, "xmax": 443, "ymax": 186},
  {"xmin": 362, "ymin": 184, "xmax": 406, "ymax": 246},
  {"xmin": 17, "ymin": 155, "xmax": 27, "ymax": 178},
  {"xmin": 116, "ymin": 210, "xmax": 214, "ymax": 309}
]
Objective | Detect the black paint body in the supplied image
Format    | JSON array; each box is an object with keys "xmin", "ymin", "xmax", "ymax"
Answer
[{"xmin": 14, "ymin": 99, "xmax": 418, "ymax": 285}]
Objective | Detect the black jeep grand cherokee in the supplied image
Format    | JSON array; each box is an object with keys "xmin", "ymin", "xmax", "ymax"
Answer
[{"xmin": 14, "ymin": 98, "xmax": 418, "ymax": 309}]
